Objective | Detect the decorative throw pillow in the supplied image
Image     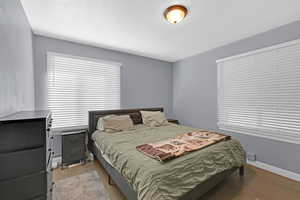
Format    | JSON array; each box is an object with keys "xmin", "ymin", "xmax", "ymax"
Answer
[
  {"xmin": 97, "ymin": 115, "xmax": 134, "ymax": 133},
  {"xmin": 140, "ymin": 111, "xmax": 168, "ymax": 127}
]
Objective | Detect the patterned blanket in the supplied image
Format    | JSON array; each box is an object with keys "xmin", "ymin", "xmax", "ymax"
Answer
[{"xmin": 136, "ymin": 131, "xmax": 230, "ymax": 162}]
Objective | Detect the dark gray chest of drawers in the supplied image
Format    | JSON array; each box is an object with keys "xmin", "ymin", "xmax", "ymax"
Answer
[{"xmin": 0, "ymin": 111, "xmax": 54, "ymax": 200}]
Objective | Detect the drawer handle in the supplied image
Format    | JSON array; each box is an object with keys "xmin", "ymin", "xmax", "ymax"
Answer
[
  {"xmin": 50, "ymin": 188, "xmax": 53, "ymax": 192},
  {"xmin": 52, "ymin": 152, "xmax": 55, "ymax": 155},
  {"xmin": 48, "ymin": 148, "xmax": 52, "ymax": 152},
  {"xmin": 51, "ymin": 136, "xmax": 54, "ymax": 139}
]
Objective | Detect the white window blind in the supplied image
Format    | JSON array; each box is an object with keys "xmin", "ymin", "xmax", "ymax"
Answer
[
  {"xmin": 47, "ymin": 52, "xmax": 121, "ymax": 129},
  {"xmin": 217, "ymin": 40, "xmax": 300, "ymax": 144}
]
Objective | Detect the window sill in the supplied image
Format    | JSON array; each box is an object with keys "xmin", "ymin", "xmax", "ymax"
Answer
[{"xmin": 51, "ymin": 125, "xmax": 88, "ymax": 136}]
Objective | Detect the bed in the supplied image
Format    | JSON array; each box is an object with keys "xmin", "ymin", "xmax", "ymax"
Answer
[{"xmin": 88, "ymin": 107, "xmax": 245, "ymax": 200}]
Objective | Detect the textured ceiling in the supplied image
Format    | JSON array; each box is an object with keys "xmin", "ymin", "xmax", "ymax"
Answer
[{"xmin": 21, "ymin": 0, "xmax": 300, "ymax": 62}]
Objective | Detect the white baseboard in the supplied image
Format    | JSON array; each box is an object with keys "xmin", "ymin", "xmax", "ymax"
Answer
[{"xmin": 247, "ymin": 160, "xmax": 300, "ymax": 182}]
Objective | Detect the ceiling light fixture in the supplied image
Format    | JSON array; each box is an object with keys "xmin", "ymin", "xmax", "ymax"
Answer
[{"xmin": 164, "ymin": 5, "xmax": 188, "ymax": 24}]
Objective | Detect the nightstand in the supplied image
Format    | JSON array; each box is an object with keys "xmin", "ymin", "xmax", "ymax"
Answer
[
  {"xmin": 61, "ymin": 130, "xmax": 87, "ymax": 168},
  {"xmin": 167, "ymin": 119, "xmax": 179, "ymax": 124}
]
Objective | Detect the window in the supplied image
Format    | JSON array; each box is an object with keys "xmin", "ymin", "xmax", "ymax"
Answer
[
  {"xmin": 217, "ymin": 40, "xmax": 300, "ymax": 144},
  {"xmin": 47, "ymin": 52, "xmax": 121, "ymax": 129}
]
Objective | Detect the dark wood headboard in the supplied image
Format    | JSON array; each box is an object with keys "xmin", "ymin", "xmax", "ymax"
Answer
[{"xmin": 88, "ymin": 107, "xmax": 163, "ymax": 140}]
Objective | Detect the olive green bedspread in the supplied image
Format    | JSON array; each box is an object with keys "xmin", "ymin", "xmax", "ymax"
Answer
[{"xmin": 92, "ymin": 124, "xmax": 245, "ymax": 200}]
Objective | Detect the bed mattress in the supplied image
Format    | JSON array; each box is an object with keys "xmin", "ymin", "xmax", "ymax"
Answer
[
  {"xmin": 92, "ymin": 140, "xmax": 114, "ymax": 166},
  {"xmin": 92, "ymin": 123, "xmax": 245, "ymax": 200}
]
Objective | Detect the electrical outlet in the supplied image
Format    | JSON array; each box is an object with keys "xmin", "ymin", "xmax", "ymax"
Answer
[{"xmin": 247, "ymin": 152, "xmax": 256, "ymax": 161}]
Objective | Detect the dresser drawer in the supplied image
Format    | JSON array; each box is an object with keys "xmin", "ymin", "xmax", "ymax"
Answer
[
  {"xmin": 0, "ymin": 147, "xmax": 45, "ymax": 181},
  {"xmin": 0, "ymin": 120, "xmax": 46, "ymax": 153},
  {"xmin": 0, "ymin": 172, "xmax": 47, "ymax": 200}
]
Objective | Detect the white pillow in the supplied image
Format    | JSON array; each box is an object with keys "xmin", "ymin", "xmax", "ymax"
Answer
[
  {"xmin": 140, "ymin": 111, "xmax": 168, "ymax": 127},
  {"xmin": 97, "ymin": 115, "xmax": 134, "ymax": 133}
]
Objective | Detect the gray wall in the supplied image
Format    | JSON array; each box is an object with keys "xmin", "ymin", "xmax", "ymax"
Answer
[
  {"xmin": 0, "ymin": 0, "xmax": 35, "ymax": 117},
  {"xmin": 33, "ymin": 35, "xmax": 173, "ymax": 156},
  {"xmin": 173, "ymin": 20, "xmax": 300, "ymax": 174},
  {"xmin": 4, "ymin": 0, "xmax": 298, "ymax": 173}
]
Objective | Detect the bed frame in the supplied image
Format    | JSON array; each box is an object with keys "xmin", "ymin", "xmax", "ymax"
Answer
[{"xmin": 88, "ymin": 107, "xmax": 244, "ymax": 200}]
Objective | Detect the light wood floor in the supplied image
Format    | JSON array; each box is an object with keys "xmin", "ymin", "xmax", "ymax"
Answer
[{"xmin": 54, "ymin": 161, "xmax": 300, "ymax": 200}]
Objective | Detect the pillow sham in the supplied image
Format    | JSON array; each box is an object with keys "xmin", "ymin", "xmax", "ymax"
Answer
[
  {"xmin": 140, "ymin": 111, "xmax": 168, "ymax": 127},
  {"xmin": 97, "ymin": 114, "xmax": 134, "ymax": 133}
]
